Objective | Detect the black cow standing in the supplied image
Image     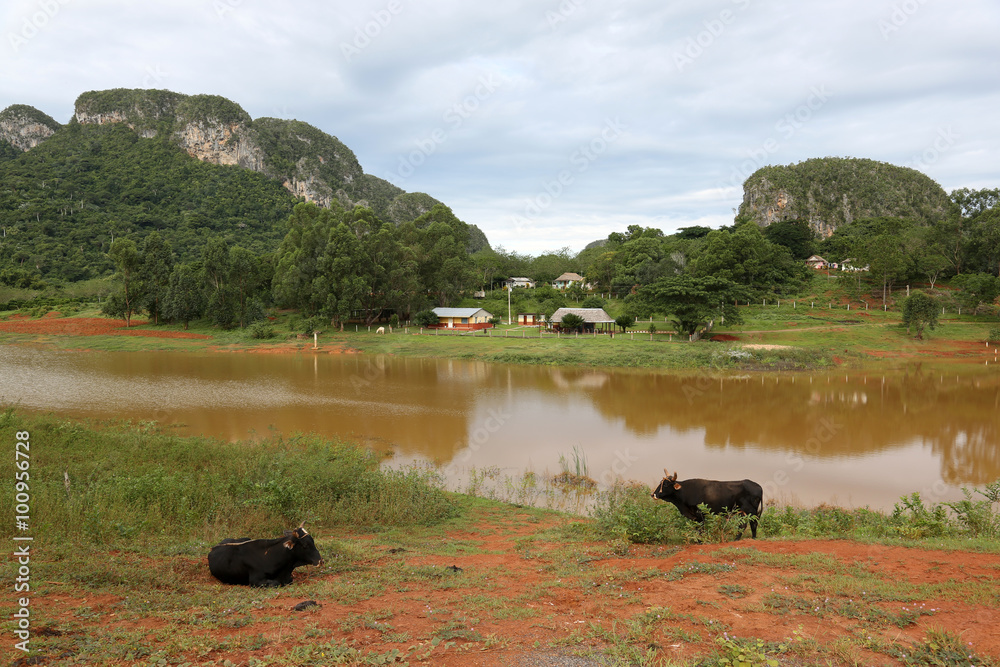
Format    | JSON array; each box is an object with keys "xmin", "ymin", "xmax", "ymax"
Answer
[
  {"xmin": 208, "ymin": 524, "xmax": 323, "ymax": 587},
  {"xmin": 652, "ymin": 470, "xmax": 763, "ymax": 539}
]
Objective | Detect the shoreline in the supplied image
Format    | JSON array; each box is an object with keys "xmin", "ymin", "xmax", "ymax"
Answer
[{"xmin": 2, "ymin": 311, "xmax": 998, "ymax": 372}]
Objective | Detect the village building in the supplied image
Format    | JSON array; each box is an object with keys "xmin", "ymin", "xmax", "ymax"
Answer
[
  {"xmin": 505, "ymin": 277, "xmax": 535, "ymax": 289},
  {"xmin": 552, "ymin": 272, "xmax": 585, "ymax": 289},
  {"xmin": 548, "ymin": 307, "xmax": 615, "ymax": 333},
  {"xmin": 430, "ymin": 307, "xmax": 494, "ymax": 330},
  {"xmin": 805, "ymin": 255, "xmax": 828, "ymax": 269}
]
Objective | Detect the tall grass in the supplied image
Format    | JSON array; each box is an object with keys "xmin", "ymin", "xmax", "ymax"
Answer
[
  {"xmin": 0, "ymin": 409, "xmax": 457, "ymax": 548},
  {"xmin": 590, "ymin": 480, "xmax": 1000, "ymax": 547}
]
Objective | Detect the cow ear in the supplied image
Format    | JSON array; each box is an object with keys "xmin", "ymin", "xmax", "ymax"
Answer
[
  {"xmin": 673, "ymin": 483, "xmax": 682, "ymax": 490},
  {"xmin": 282, "ymin": 538, "xmax": 295, "ymax": 550}
]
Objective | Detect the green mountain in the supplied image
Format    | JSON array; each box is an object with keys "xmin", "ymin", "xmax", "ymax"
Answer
[
  {"xmin": 0, "ymin": 89, "xmax": 488, "ymax": 282},
  {"xmin": 737, "ymin": 157, "xmax": 953, "ymax": 236}
]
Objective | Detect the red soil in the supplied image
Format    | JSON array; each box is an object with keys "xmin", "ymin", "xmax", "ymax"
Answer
[
  {"xmin": 32, "ymin": 509, "xmax": 1000, "ymax": 666},
  {"xmin": 0, "ymin": 316, "xmax": 210, "ymax": 338}
]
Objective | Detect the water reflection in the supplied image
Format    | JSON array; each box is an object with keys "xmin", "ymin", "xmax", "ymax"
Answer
[{"xmin": 1, "ymin": 346, "xmax": 997, "ymax": 509}]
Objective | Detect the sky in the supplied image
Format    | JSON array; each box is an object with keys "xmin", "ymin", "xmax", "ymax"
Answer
[{"xmin": 2, "ymin": 1, "xmax": 998, "ymax": 256}]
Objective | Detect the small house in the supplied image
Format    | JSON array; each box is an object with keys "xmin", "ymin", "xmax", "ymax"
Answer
[
  {"xmin": 517, "ymin": 313, "xmax": 543, "ymax": 326},
  {"xmin": 430, "ymin": 307, "xmax": 494, "ymax": 330},
  {"xmin": 505, "ymin": 277, "xmax": 535, "ymax": 289},
  {"xmin": 553, "ymin": 272, "xmax": 585, "ymax": 289},
  {"xmin": 805, "ymin": 255, "xmax": 828, "ymax": 270},
  {"xmin": 549, "ymin": 307, "xmax": 614, "ymax": 333}
]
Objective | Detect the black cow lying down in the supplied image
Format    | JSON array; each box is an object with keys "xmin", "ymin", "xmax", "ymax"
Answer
[
  {"xmin": 652, "ymin": 470, "xmax": 763, "ymax": 539},
  {"xmin": 208, "ymin": 524, "xmax": 323, "ymax": 587}
]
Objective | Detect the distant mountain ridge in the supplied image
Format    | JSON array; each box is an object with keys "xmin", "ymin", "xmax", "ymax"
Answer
[
  {"xmin": 1, "ymin": 88, "xmax": 488, "ymax": 236},
  {"xmin": 737, "ymin": 157, "xmax": 952, "ymax": 236},
  {"xmin": 0, "ymin": 89, "xmax": 488, "ymax": 281}
]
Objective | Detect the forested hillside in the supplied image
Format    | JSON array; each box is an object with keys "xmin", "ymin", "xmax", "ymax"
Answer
[
  {"xmin": 738, "ymin": 157, "xmax": 953, "ymax": 236},
  {"xmin": 0, "ymin": 89, "xmax": 489, "ymax": 283},
  {"xmin": 0, "ymin": 122, "xmax": 295, "ymax": 281}
]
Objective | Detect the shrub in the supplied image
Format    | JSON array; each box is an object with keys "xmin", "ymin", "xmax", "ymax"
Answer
[
  {"xmin": 246, "ymin": 321, "xmax": 276, "ymax": 339},
  {"xmin": 590, "ymin": 481, "xmax": 681, "ymax": 544},
  {"xmin": 300, "ymin": 315, "xmax": 325, "ymax": 335},
  {"xmin": 988, "ymin": 326, "xmax": 1000, "ymax": 343},
  {"xmin": 413, "ymin": 310, "xmax": 439, "ymax": 327},
  {"xmin": 560, "ymin": 313, "xmax": 585, "ymax": 332}
]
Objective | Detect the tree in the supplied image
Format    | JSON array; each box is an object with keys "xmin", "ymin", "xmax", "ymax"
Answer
[
  {"xmin": 316, "ymin": 221, "xmax": 366, "ymax": 330},
  {"xmin": 102, "ymin": 238, "xmax": 144, "ymax": 327},
  {"xmin": 559, "ymin": 313, "xmax": 585, "ymax": 333},
  {"xmin": 908, "ymin": 226, "xmax": 951, "ymax": 289},
  {"xmin": 631, "ymin": 275, "xmax": 747, "ymax": 337},
  {"xmin": 163, "ymin": 263, "xmax": 204, "ymax": 329},
  {"xmin": 228, "ymin": 245, "xmax": 263, "ymax": 328},
  {"xmin": 399, "ymin": 204, "xmax": 476, "ymax": 308},
  {"xmin": 690, "ymin": 224, "xmax": 804, "ymax": 293},
  {"xmin": 614, "ymin": 314, "xmax": 634, "ymax": 332},
  {"xmin": 763, "ymin": 219, "xmax": 815, "ymax": 260},
  {"xmin": 901, "ymin": 291, "xmax": 938, "ymax": 339},
  {"xmin": 201, "ymin": 236, "xmax": 236, "ymax": 328},
  {"xmin": 140, "ymin": 231, "xmax": 173, "ymax": 324},
  {"xmin": 272, "ymin": 202, "xmax": 339, "ymax": 316},
  {"xmin": 851, "ymin": 218, "xmax": 913, "ymax": 305},
  {"xmin": 349, "ymin": 207, "xmax": 413, "ymax": 325},
  {"xmin": 951, "ymin": 273, "xmax": 1000, "ymax": 314},
  {"xmin": 413, "ymin": 310, "xmax": 438, "ymax": 327}
]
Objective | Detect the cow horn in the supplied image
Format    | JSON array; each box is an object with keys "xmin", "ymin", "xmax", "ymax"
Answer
[
  {"xmin": 668, "ymin": 471, "xmax": 678, "ymax": 482},
  {"xmin": 663, "ymin": 468, "xmax": 669, "ymax": 479}
]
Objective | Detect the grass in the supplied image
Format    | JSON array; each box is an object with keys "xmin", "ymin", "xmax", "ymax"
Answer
[
  {"xmin": 4, "ymin": 410, "xmax": 1000, "ymax": 666},
  {"xmin": 4, "ymin": 281, "xmax": 998, "ymax": 370}
]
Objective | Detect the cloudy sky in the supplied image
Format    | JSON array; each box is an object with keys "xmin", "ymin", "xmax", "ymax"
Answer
[{"xmin": 2, "ymin": 1, "xmax": 998, "ymax": 255}]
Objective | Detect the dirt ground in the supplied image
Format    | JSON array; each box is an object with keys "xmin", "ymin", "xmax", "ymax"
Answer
[
  {"xmin": 0, "ymin": 314, "xmax": 210, "ymax": 339},
  {"xmin": 29, "ymin": 508, "xmax": 1000, "ymax": 666}
]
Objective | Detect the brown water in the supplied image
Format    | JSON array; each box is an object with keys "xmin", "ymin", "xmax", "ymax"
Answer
[{"xmin": 2, "ymin": 346, "xmax": 998, "ymax": 509}]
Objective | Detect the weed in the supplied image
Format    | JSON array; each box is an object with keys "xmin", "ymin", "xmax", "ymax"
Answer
[
  {"xmin": 590, "ymin": 481, "xmax": 683, "ymax": 544},
  {"xmin": 663, "ymin": 561, "xmax": 736, "ymax": 581},
  {"xmin": 708, "ymin": 635, "xmax": 785, "ymax": 667},
  {"xmin": 718, "ymin": 584, "xmax": 751, "ymax": 599},
  {"xmin": 891, "ymin": 493, "xmax": 952, "ymax": 538},
  {"xmin": 890, "ymin": 627, "xmax": 996, "ymax": 667}
]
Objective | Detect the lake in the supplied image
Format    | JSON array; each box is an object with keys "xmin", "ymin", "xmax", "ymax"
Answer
[{"xmin": 2, "ymin": 346, "xmax": 998, "ymax": 510}]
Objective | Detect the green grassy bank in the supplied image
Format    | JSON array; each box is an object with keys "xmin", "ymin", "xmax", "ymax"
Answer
[{"xmin": 3, "ymin": 301, "xmax": 998, "ymax": 370}]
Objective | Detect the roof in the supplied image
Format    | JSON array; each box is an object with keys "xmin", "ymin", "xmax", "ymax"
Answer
[
  {"xmin": 549, "ymin": 307, "xmax": 614, "ymax": 323},
  {"xmin": 432, "ymin": 307, "xmax": 493, "ymax": 318},
  {"xmin": 805, "ymin": 255, "xmax": 827, "ymax": 262},
  {"xmin": 554, "ymin": 272, "xmax": 584, "ymax": 282}
]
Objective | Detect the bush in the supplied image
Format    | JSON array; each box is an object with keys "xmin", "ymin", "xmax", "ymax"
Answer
[
  {"xmin": 590, "ymin": 481, "xmax": 681, "ymax": 544},
  {"xmin": 581, "ymin": 295, "xmax": 605, "ymax": 308},
  {"xmin": 560, "ymin": 313, "xmax": 585, "ymax": 332},
  {"xmin": 413, "ymin": 310, "xmax": 439, "ymax": 327},
  {"xmin": 246, "ymin": 321, "xmax": 276, "ymax": 339},
  {"xmin": 988, "ymin": 326, "xmax": 1000, "ymax": 343},
  {"xmin": 300, "ymin": 316, "xmax": 325, "ymax": 335}
]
